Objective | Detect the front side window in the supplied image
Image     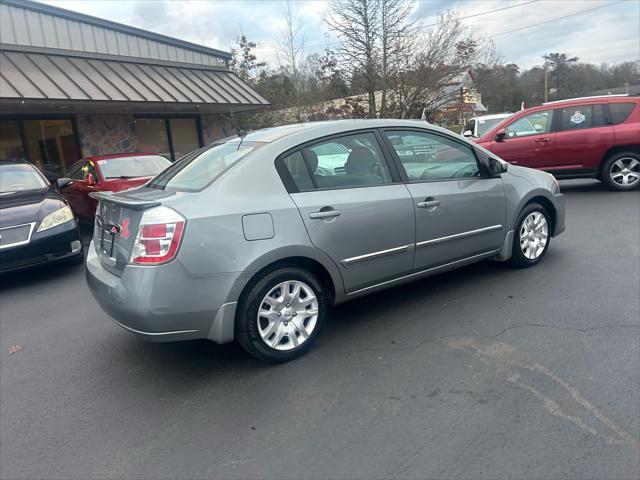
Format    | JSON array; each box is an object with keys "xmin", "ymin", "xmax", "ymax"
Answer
[
  {"xmin": 148, "ymin": 139, "xmax": 263, "ymax": 192},
  {"xmin": 98, "ymin": 155, "xmax": 171, "ymax": 179},
  {"xmin": 477, "ymin": 117, "xmax": 509, "ymax": 137},
  {"xmin": 609, "ymin": 102, "xmax": 637, "ymax": 125},
  {"xmin": 384, "ymin": 130, "xmax": 480, "ymax": 182},
  {"xmin": 558, "ymin": 104, "xmax": 606, "ymax": 131},
  {"xmin": 0, "ymin": 163, "xmax": 49, "ymax": 193},
  {"xmin": 286, "ymin": 132, "xmax": 392, "ymax": 191},
  {"xmin": 505, "ymin": 110, "xmax": 553, "ymax": 138},
  {"xmin": 67, "ymin": 161, "xmax": 86, "ymax": 180}
]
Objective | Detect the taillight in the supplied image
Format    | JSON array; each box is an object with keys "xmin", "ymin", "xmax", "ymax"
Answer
[{"xmin": 130, "ymin": 206, "xmax": 185, "ymax": 265}]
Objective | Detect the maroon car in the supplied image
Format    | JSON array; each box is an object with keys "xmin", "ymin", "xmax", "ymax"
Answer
[
  {"xmin": 475, "ymin": 95, "xmax": 640, "ymax": 190},
  {"xmin": 61, "ymin": 153, "xmax": 171, "ymax": 223}
]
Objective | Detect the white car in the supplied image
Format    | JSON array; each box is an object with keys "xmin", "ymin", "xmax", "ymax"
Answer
[{"xmin": 462, "ymin": 113, "xmax": 513, "ymax": 138}]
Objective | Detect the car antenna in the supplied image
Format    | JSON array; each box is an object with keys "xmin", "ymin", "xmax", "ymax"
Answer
[{"xmin": 226, "ymin": 111, "xmax": 247, "ymax": 150}]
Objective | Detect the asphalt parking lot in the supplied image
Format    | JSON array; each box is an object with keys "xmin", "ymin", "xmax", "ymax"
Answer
[{"xmin": 1, "ymin": 179, "xmax": 639, "ymax": 480}]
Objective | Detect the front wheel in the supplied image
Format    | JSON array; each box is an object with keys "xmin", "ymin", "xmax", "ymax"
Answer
[
  {"xmin": 235, "ymin": 267, "xmax": 328, "ymax": 363},
  {"xmin": 601, "ymin": 152, "xmax": 640, "ymax": 191},
  {"xmin": 510, "ymin": 203, "xmax": 551, "ymax": 268}
]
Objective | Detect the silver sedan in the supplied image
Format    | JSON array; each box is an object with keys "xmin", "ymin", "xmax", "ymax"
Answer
[{"xmin": 86, "ymin": 120, "xmax": 565, "ymax": 362}]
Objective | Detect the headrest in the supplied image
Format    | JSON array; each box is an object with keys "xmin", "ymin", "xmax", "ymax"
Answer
[{"xmin": 345, "ymin": 147, "xmax": 377, "ymax": 174}]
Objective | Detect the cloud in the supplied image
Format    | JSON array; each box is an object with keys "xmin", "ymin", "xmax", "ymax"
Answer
[{"xmin": 40, "ymin": 0, "xmax": 639, "ymax": 69}]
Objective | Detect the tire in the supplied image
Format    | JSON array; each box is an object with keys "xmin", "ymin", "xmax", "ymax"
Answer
[
  {"xmin": 601, "ymin": 152, "xmax": 640, "ymax": 191},
  {"xmin": 510, "ymin": 203, "xmax": 551, "ymax": 268},
  {"xmin": 235, "ymin": 267, "xmax": 328, "ymax": 363}
]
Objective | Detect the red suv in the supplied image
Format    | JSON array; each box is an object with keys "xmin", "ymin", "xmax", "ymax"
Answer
[{"xmin": 476, "ymin": 95, "xmax": 640, "ymax": 191}]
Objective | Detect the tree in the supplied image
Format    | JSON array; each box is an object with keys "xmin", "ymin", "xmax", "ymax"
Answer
[
  {"xmin": 543, "ymin": 52, "xmax": 579, "ymax": 100},
  {"xmin": 326, "ymin": 0, "xmax": 380, "ymax": 117},
  {"xmin": 379, "ymin": 0, "xmax": 414, "ymax": 117},
  {"xmin": 389, "ymin": 11, "xmax": 477, "ymax": 118},
  {"xmin": 474, "ymin": 63, "xmax": 523, "ymax": 112},
  {"xmin": 230, "ymin": 35, "xmax": 267, "ymax": 85},
  {"xmin": 276, "ymin": 0, "xmax": 306, "ymax": 79}
]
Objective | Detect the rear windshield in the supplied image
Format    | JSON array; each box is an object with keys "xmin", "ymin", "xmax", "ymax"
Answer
[
  {"xmin": 99, "ymin": 155, "xmax": 171, "ymax": 179},
  {"xmin": 147, "ymin": 140, "xmax": 264, "ymax": 191},
  {"xmin": 0, "ymin": 163, "xmax": 48, "ymax": 194}
]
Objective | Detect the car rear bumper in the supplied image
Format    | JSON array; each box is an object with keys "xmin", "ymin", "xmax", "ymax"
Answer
[
  {"xmin": 552, "ymin": 193, "xmax": 566, "ymax": 236},
  {"xmin": 85, "ymin": 242, "xmax": 241, "ymax": 343},
  {"xmin": 0, "ymin": 221, "xmax": 83, "ymax": 273}
]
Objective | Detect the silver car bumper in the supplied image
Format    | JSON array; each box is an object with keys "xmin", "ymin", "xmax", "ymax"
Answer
[{"xmin": 85, "ymin": 242, "xmax": 239, "ymax": 343}]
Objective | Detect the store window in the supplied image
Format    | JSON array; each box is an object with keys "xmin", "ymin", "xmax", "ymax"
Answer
[
  {"xmin": 135, "ymin": 117, "xmax": 201, "ymax": 161},
  {"xmin": 22, "ymin": 119, "xmax": 80, "ymax": 177},
  {"xmin": 0, "ymin": 121, "xmax": 25, "ymax": 161},
  {"xmin": 135, "ymin": 118, "xmax": 171, "ymax": 160},
  {"xmin": 170, "ymin": 118, "xmax": 200, "ymax": 160}
]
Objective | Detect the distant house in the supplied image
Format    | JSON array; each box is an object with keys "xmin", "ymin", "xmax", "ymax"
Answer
[
  {"xmin": 0, "ymin": 0, "xmax": 268, "ymax": 176},
  {"xmin": 428, "ymin": 71, "xmax": 487, "ymax": 126},
  {"xmin": 588, "ymin": 85, "xmax": 640, "ymax": 96},
  {"xmin": 266, "ymin": 70, "xmax": 487, "ymax": 125}
]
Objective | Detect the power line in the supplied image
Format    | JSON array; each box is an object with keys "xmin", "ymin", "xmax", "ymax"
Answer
[
  {"xmin": 256, "ymin": 0, "xmax": 541, "ymax": 54},
  {"xmin": 487, "ymin": 0, "xmax": 624, "ymax": 39},
  {"xmin": 410, "ymin": 0, "xmax": 540, "ymax": 31},
  {"xmin": 255, "ymin": 0, "xmax": 625, "ymax": 56}
]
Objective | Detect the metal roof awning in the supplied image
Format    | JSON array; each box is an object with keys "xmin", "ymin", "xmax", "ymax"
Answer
[{"xmin": 0, "ymin": 50, "xmax": 269, "ymax": 114}]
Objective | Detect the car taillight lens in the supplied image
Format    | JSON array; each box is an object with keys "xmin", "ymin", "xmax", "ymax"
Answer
[{"xmin": 130, "ymin": 206, "xmax": 185, "ymax": 265}]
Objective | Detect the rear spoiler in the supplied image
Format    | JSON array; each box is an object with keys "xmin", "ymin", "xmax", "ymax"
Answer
[{"xmin": 89, "ymin": 191, "xmax": 160, "ymax": 210}]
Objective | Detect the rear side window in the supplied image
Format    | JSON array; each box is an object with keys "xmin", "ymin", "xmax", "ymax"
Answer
[
  {"xmin": 609, "ymin": 102, "xmax": 636, "ymax": 125},
  {"xmin": 280, "ymin": 132, "xmax": 392, "ymax": 191},
  {"xmin": 282, "ymin": 151, "xmax": 314, "ymax": 191},
  {"xmin": 558, "ymin": 104, "xmax": 607, "ymax": 131}
]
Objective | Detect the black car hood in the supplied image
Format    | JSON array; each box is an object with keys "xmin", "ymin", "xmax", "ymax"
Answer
[{"xmin": 0, "ymin": 188, "xmax": 67, "ymax": 227}]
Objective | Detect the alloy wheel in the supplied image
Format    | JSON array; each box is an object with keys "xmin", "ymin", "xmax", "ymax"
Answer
[
  {"xmin": 519, "ymin": 212, "xmax": 548, "ymax": 260},
  {"xmin": 609, "ymin": 157, "xmax": 640, "ymax": 187},
  {"xmin": 257, "ymin": 280, "xmax": 319, "ymax": 351}
]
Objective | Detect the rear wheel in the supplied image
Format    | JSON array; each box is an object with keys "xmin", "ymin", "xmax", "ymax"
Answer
[
  {"xmin": 236, "ymin": 267, "xmax": 328, "ymax": 363},
  {"xmin": 510, "ymin": 203, "xmax": 551, "ymax": 268},
  {"xmin": 602, "ymin": 152, "xmax": 640, "ymax": 191}
]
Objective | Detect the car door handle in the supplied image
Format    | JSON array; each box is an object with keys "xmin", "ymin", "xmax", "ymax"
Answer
[
  {"xmin": 534, "ymin": 138, "xmax": 551, "ymax": 144},
  {"xmin": 417, "ymin": 199, "xmax": 440, "ymax": 209},
  {"xmin": 309, "ymin": 209, "xmax": 341, "ymax": 219}
]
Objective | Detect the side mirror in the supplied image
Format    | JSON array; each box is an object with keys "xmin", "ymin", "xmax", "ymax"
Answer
[
  {"xmin": 490, "ymin": 158, "xmax": 508, "ymax": 175},
  {"xmin": 462, "ymin": 130, "xmax": 473, "ymax": 137},
  {"xmin": 56, "ymin": 177, "xmax": 73, "ymax": 189},
  {"xmin": 495, "ymin": 129, "xmax": 506, "ymax": 142},
  {"xmin": 86, "ymin": 173, "xmax": 97, "ymax": 186}
]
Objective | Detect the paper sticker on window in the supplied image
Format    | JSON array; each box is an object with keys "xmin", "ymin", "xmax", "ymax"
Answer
[
  {"xmin": 570, "ymin": 111, "xmax": 586, "ymax": 124},
  {"xmin": 97, "ymin": 160, "xmax": 106, "ymax": 165}
]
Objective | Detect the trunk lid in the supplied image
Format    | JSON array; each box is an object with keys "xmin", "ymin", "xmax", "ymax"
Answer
[{"xmin": 89, "ymin": 188, "xmax": 174, "ymax": 276}]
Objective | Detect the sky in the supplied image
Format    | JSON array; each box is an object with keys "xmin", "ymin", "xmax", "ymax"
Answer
[{"xmin": 40, "ymin": 0, "xmax": 640, "ymax": 70}]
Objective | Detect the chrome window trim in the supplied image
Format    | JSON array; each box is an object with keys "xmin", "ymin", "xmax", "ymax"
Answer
[
  {"xmin": 416, "ymin": 224, "xmax": 503, "ymax": 248},
  {"xmin": 111, "ymin": 318, "xmax": 199, "ymax": 336},
  {"xmin": 0, "ymin": 222, "xmax": 36, "ymax": 250},
  {"xmin": 341, "ymin": 244, "xmax": 412, "ymax": 267},
  {"xmin": 347, "ymin": 250, "xmax": 499, "ymax": 296}
]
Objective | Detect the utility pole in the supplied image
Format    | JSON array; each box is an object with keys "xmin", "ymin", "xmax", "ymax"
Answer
[{"xmin": 544, "ymin": 60, "xmax": 548, "ymax": 103}]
